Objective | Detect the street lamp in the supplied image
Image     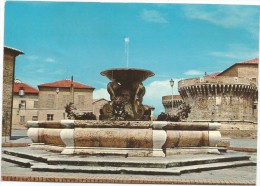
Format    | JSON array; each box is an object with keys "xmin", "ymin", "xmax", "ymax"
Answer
[
  {"xmin": 170, "ymin": 79, "xmax": 174, "ymax": 113},
  {"xmin": 19, "ymin": 87, "xmax": 25, "ymax": 97},
  {"xmin": 56, "ymin": 88, "xmax": 60, "ymax": 94}
]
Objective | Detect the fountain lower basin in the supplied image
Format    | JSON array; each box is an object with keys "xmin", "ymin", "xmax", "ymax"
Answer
[{"xmin": 27, "ymin": 120, "xmax": 221, "ymax": 157}]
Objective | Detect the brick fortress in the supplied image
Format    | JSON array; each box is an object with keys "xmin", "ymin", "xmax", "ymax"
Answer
[{"xmin": 163, "ymin": 58, "xmax": 258, "ymax": 123}]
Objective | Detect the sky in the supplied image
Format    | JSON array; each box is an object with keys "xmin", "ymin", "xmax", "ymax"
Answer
[{"xmin": 4, "ymin": 1, "xmax": 259, "ymax": 115}]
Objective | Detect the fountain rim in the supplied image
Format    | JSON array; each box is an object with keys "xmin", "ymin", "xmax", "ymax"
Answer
[{"xmin": 100, "ymin": 68, "xmax": 155, "ymax": 79}]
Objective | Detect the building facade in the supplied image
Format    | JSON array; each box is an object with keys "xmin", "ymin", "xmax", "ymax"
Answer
[
  {"xmin": 163, "ymin": 58, "xmax": 258, "ymax": 123},
  {"xmin": 12, "ymin": 81, "xmax": 39, "ymax": 128},
  {"xmin": 217, "ymin": 58, "xmax": 258, "ymax": 83},
  {"xmin": 2, "ymin": 46, "xmax": 24, "ymax": 137},
  {"xmin": 38, "ymin": 79, "xmax": 95, "ymax": 121},
  {"xmin": 92, "ymin": 98, "xmax": 109, "ymax": 119}
]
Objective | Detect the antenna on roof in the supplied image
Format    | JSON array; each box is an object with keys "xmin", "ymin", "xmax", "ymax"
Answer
[
  {"xmin": 65, "ymin": 65, "xmax": 69, "ymax": 80},
  {"xmin": 70, "ymin": 75, "xmax": 74, "ymax": 103},
  {"xmin": 124, "ymin": 37, "xmax": 130, "ymax": 68}
]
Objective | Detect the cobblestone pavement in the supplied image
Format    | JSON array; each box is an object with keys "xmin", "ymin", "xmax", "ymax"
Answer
[
  {"xmin": 1, "ymin": 150, "xmax": 257, "ymax": 185},
  {"xmin": 228, "ymin": 138, "xmax": 258, "ymax": 148},
  {"xmin": 1, "ymin": 129, "xmax": 258, "ymax": 185}
]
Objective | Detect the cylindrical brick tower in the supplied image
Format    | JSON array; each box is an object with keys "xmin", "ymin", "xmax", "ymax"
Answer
[
  {"xmin": 162, "ymin": 95, "xmax": 183, "ymax": 114},
  {"xmin": 178, "ymin": 76, "xmax": 257, "ymax": 122}
]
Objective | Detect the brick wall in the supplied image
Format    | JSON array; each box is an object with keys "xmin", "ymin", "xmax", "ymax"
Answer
[
  {"xmin": 92, "ymin": 99, "xmax": 109, "ymax": 119},
  {"xmin": 1, "ymin": 47, "xmax": 25, "ymax": 136},
  {"xmin": 2, "ymin": 50, "xmax": 15, "ymax": 136}
]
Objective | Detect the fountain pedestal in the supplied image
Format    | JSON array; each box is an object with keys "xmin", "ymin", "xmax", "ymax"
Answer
[{"xmin": 100, "ymin": 68, "xmax": 154, "ymax": 120}]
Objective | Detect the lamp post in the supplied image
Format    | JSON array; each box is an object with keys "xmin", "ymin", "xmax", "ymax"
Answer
[
  {"xmin": 170, "ymin": 79, "xmax": 174, "ymax": 114},
  {"xmin": 70, "ymin": 76, "xmax": 74, "ymax": 103},
  {"xmin": 56, "ymin": 88, "xmax": 60, "ymax": 94},
  {"xmin": 19, "ymin": 87, "xmax": 25, "ymax": 97},
  {"xmin": 150, "ymin": 106, "xmax": 155, "ymax": 121},
  {"xmin": 18, "ymin": 86, "xmax": 25, "ymax": 113}
]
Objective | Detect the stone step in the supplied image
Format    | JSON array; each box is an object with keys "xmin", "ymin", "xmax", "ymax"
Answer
[
  {"xmin": 3, "ymin": 149, "xmax": 251, "ymax": 169},
  {"xmin": 46, "ymin": 154, "xmax": 251, "ymax": 168},
  {"xmin": 30, "ymin": 160, "xmax": 255, "ymax": 175},
  {"xmin": 175, "ymin": 160, "xmax": 256, "ymax": 174},
  {"xmin": 31, "ymin": 163, "xmax": 180, "ymax": 175},
  {"xmin": 166, "ymin": 155, "xmax": 251, "ymax": 168},
  {"xmin": 88, "ymin": 152, "xmax": 128, "ymax": 157},
  {"xmin": 3, "ymin": 149, "xmax": 50, "ymax": 163},
  {"xmin": 47, "ymin": 158, "xmax": 167, "ymax": 168},
  {"xmin": 2, "ymin": 154, "xmax": 33, "ymax": 167}
]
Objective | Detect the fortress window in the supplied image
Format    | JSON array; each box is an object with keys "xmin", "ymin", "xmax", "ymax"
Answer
[
  {"xmin": 20, "ymin": 116, "xmax": 25, "ymax": 123},
  {"xmin": 19, "ymin": 100, "xmax": 26, "ymax": 109},
  {"xmin": 47, "ymin": 114, "xmax": 54, "ymax": 121},
  {"xmin": 32, "ymin": 116, "xmax": 38, "ymax": 121},
  {"xmin": 34, "ymin": 101, "xmax": 38, "ymax": 108}
]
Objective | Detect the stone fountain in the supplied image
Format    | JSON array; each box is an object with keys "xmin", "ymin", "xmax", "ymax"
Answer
[
  {"xmin": 5, "ymin": 67, "xmax": 253, "ymax": 176},
  {"xmin": 99, "ymin": 68, "xmax": 154, "ymax": 120},
  {"xmin": 27, "ymin": 68, "xmax": 222, "ymax": 157}
]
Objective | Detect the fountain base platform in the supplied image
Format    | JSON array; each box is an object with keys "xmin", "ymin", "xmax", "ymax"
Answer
[
  {"xmin": 2, "ymin": 147, "xmax": 255, "ymax": 175},
  {"xmin": 27, "ymin": 120, "xmax": 222, "ymax": 157}
]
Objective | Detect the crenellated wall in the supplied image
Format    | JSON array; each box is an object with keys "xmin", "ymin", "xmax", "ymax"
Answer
[
  {"xmin": 178, "ymin": 77, "xmax": 257, "ymax": 122},
  {"xmin": 162, "ymin": 95, "xmax": 183, "ymax": 114}
]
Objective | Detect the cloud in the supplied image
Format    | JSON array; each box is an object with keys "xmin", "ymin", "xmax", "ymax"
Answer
[
  {"xmin": 209, "ymin": 44, "xmax": 259, "ymax": 60},
  {"xmin": 143, "ymin": 79, "xmax": 181, "ymax": 115},
  {"xmin": 93, "ymin": 88, "xmax": 110, "ymax": 100},
  {"xmin": 209, "ymin": 52, "xmax": 237, "ymax": 59},
  {"xmin": 182, "ymin": 5, "xmax": 258, "ymax": 36},
  {"xmin": 184, "ymin": 70, "xmax": 204, "ymax": 76},
  {"xmin": 25, "ymin": 55, "xmax": 57, "ymax": 63},
  {"xmin": 140, "ymin": 9, "xmax": 168, "ymax": 23},
  {"xmin": 26, "ymin": 55, "xmax": 39, "ymax": 60},
  {"xmin": 35, "ymin": 68, "xmax": 65, "ymax": 75},
  {"xmin": 45, "ymin": 58, "xmax": 56, "ymax": 63},
  {"xmin": 36, "ymin": 69, "xmax": 45, "ymax": 73},
  {"xmin": 49, "ymin": 69, "xmax": 66, "ymax": 75}
]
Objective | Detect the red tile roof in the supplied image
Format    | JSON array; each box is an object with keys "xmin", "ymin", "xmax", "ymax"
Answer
[
  {"xmin": 14, "ymin": 82, "xmax": 39, "ymax": 94},
  {"xmin": 205, "ymin": 72, "xmax": 220, "ymax": 78},
  {"xmin": 217, "ymin": 58, "xmax": 258, "ymax": 76},
  {"xmin": 38, "ymin": 79, "xmax": 95, "ymax": 89},
  {"xmin": 239, "ymin": 58, "xmax": 258, "ymax": 64}
]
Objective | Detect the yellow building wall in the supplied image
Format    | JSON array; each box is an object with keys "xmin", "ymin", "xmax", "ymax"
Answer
[{"xmin": 38, "ymin": 87, "xmax": 94, "ymax": 121}]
